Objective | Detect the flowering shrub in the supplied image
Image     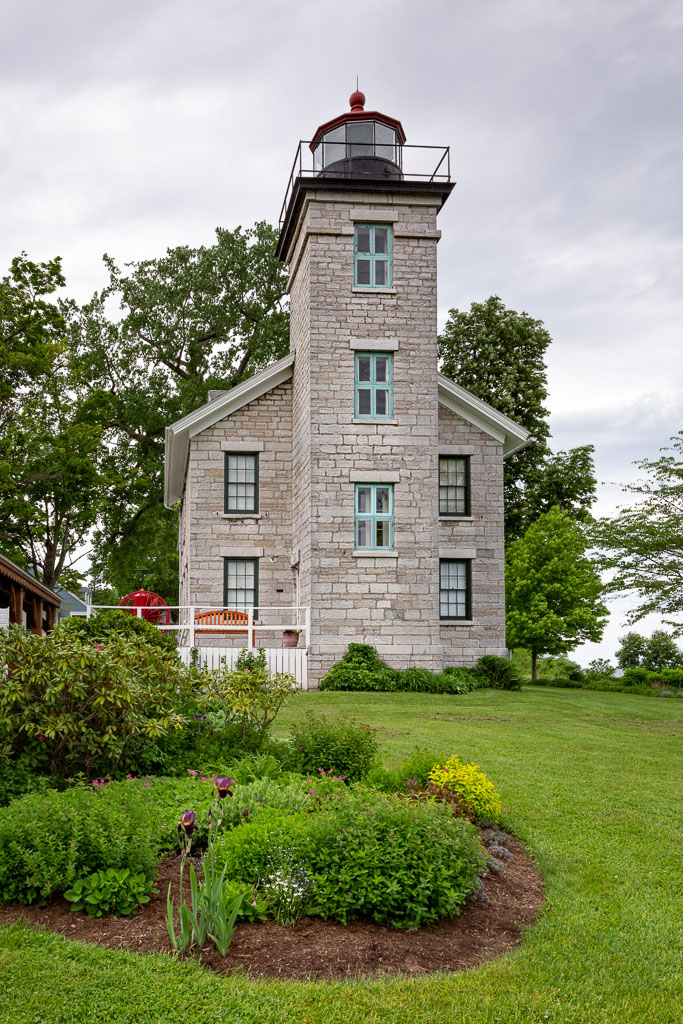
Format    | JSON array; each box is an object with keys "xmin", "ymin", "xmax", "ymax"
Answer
[
  {"xmin": 428, "ymin": 756, "xmax": 502, "ymax": 823},
  {"xmin": 0, "ymin": 624, "xmax": 190, "ymax": 777},
  {"xmin": 284, "ymin": 713, "xmax": 378, "ymax": 782}
]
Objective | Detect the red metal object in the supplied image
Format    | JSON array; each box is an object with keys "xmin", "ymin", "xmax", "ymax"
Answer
[
  {"xmin": 310, "ymin": 93, "xmax": 407, "ymax": 149},
  {"xmin": 118, "ymin": 589, "xmax": 171, "ymax": 625}
]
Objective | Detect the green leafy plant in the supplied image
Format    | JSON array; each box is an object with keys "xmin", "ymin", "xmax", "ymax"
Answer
[
  {"xmin": 475, "ymin": 655, "xmax": 523, "ymax": 691},
  {"xmin": 0, "ymin": 782, "xmax": 158, "ymax": 904},
  {"xmin": 64, "ymin": 868, "xmax": 155, "ymax": 917},
  {"xmin": 366, "ymin": 749, "xmax": 442, "ymax": 792},
  {"xmin": 60, "ymin": 610, "xmax": 179, "ymax": 655},
  {"xmin": 319, "ymin": 644, "xmax": 486, "ymax": 694},
  {"xmin": 213, "ymin": 791, "xmax": 484, "ymax": 929},
  {"xmin": 319, "ymin": 643, "xmax": 398, "ymax": 691},
  {"xmin": 165, "ymin": 780, "xmax": 243, "ymax": 956},
  {"xmin": 284, "ymin": 713, "xmax": 378, "ymax": 782},
  {"xmin": 0, "ymin": 624, "xmax": 189, "ymax": 777},
  {"xmin": 204, "ymin": 648, "xmax": 298, "ymax": 748}
]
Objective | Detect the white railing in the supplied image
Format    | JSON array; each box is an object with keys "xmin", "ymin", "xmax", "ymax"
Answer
[
  {"xmin": 85, "ymin": 604, "xmax": 311, "ymax": 650},
  {"xmin": 178, "ymin": 645, "xmax": 308, "ymax": 689}
]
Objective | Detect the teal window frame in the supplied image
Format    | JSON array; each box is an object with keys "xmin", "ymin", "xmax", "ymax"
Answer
[
  {"xmin": 438, "ymin": 455, "xmax": 470, "ymax": 516},
  {"xmin": 354, "ymin": 223, "xmax": 393, "ymax": 288},
  {"xmin": 439, "ymin": 559, "xmax": 471, "ymax": 620},
  {"xmin": 223, "ymin": 557, "xmax": 259, "ymax": 618},
  {"xmin": 355, "ymin": 483, "xmax": 394, "ymax": 550},
  {"xmin": 224, "ymin": 452, "xmax": 259, "ymax": 513},
  {"xmin": 354, "ymin": 352, "xmax": 394, "ymax": 419}
]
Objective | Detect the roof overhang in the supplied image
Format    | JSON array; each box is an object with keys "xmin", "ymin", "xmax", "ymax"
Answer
[
  {"xmin": 0, "ymin": 554, "xmax": 61, "ymax": 605},
  {"xmin": 164, "ymin": 352, "xmax": 296, "ymax": 507},
  {"xmin": 437, "ymin": 374, "xmax": 531, "ymax": 457}
]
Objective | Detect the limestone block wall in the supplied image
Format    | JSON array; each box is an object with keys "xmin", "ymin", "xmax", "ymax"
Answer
[
  {"xmin": 285, "ymin": 190, "xmax": 446, "ymax": 682},
  {"xmin": 438, "ymin": 404, "xmax": 507, "ymax": 664},
  {"xmin": 184, "ymin": 380, "xmax": 294, "ymax": 647}
]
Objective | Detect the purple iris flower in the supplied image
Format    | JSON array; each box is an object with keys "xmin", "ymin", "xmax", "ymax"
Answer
[
  {"xmin": 215, "ymin": 777, "xmax": 235, "ymax": 799},
  {"xmin": 178, "ymin": 809, "xmax": 198, "ymax": 836}
]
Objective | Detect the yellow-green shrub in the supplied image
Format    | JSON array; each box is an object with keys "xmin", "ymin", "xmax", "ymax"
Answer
[{"xmin": 428, "ymin": 755, "xmax": 502, "ymax": 822}]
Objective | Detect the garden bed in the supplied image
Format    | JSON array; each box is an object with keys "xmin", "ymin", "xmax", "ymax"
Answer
[{"xmin": 0, "ymin": 831, "xmax": 543, "ymax": 980}]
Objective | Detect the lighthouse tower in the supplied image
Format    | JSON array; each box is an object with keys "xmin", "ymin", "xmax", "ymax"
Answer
[{"xmin": 278, "ymin": 92, "xmax": 456, "ymax": 680}]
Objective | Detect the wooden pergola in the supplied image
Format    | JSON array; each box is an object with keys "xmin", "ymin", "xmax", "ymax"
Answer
[{"xmin": 0, "ymin": 553, "xmax": 61, "ymax": 635}]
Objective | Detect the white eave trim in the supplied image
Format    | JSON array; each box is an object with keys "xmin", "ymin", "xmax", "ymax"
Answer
[
  {"xmin": 164, "ymin": 352, "xmax": 295, "ymax": 506},
  {"xmin": 437, "ymin": 374, "xmax": 531, "ymax": 458}
]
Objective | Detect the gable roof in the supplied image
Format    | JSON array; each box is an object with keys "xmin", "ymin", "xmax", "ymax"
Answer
[
  {"xmin": 164, "ymin": 352, "xmax": 296, "ymax": 506},
  {"xmin": 164, "ymin": 353, "xmax": 530, "ymax": 506},
  {"xmin": 437, "ymin": 374, "xmax": 531, "ymax": 456}
]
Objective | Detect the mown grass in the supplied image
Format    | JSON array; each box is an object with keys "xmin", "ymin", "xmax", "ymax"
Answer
[{"xmin": 1, "ymin": 687, "xmax": 681, "ymax": 1024}]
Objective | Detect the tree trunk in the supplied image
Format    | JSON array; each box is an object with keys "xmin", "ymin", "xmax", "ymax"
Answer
[{"xmin": 531, "ymin": 649, "xmax": 538, "ymax": 681}]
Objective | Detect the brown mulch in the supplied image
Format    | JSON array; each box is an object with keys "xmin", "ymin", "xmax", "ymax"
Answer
[{"xmin": 0, "ymin": 831, "xmax": 544, "ymax": 981}]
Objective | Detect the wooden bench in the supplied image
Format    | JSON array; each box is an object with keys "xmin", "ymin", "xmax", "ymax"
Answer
[{"xmin": 194, "ymin": 609, "xmax": 255, "ymax": 645}]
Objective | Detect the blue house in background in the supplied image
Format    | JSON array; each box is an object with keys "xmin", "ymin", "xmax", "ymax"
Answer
[{"xmin": 54, "ymin": 586, "xmax": 88, "ymax": 623}]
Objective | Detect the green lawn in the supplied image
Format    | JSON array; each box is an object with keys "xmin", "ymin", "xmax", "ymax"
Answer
[{"xmin": 1, "ymin": 687, "xmax": 681, "ymax": 1024}]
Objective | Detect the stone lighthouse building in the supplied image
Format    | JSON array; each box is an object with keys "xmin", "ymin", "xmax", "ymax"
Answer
[{"xmin": 164, "ymin": 92, "xmax": 529, "ymax": 685}]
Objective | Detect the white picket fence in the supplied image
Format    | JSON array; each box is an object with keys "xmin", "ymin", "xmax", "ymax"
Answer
[{"xmin": 178, "ymin": 645, "xmax": 308, "ymax": 689}]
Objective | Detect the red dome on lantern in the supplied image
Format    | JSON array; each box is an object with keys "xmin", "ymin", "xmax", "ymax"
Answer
[{"xmin": 310, "ymin": 91, "xmax": 406, "ymax": 149}]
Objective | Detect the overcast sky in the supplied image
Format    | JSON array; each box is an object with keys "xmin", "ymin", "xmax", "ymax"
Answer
[{"xmin": 2, "ymin": 0, "xmax": 681, "ymax": 662}]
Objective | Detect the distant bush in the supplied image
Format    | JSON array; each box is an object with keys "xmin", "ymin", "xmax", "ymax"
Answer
[
  {"xmin": 283, "ymin": 714, "xmax": 379, "ymax": 782},
  {"xmin": 476, "ymin": 655, "xmax": 523, "ymax": 691},
  {"xmin": 617, "ymin": 630, "xmax": 683, "ymax": 672},
  {"xmin": 319, "ymin": 644, "xmax": 398, "ymax": 691},
  {"xmin": 622, "ymin": 667, "xmax": 683, "ymax": 688},
  {"xmin": 320, "ymin": 644, "xmax": 488, "ymax": 694},
  {"xmin": 528, "ymin": 676, "xmax": 582, "ymax": 688}
]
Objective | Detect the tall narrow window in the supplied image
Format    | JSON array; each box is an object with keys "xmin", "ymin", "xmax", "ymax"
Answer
[
  {"xmin": 224, "ymin": 452, "xmax": 259, "ymax": 513},
  {"xmin": 355, "ymin": 484, "xmax": 394, "ymax": 550},
  {"xmin": 439, "ymin": 559, "xmax": 471, "ymax": 620},
  {"xmin": 355, "ymin": 353, "xmax": 393, "ymax": 419},
  {"xmin": 223, "ymin": 558, "xmax": 259, "ymax": 616},
  {"xmin": 439, "ymin": 456, "xmax": 470, "ymax": 516},
  {"xmin": 354, "ymin": 224, "xmax": 392, "ymax": 288}
]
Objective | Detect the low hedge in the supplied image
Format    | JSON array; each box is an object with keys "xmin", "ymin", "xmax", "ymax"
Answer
[{"xmin": 319, "ymin": 644, "xmax": 519, "ymax": 693}]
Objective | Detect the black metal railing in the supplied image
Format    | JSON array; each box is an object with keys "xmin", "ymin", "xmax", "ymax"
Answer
[{"xmin": 279, "ymin": 141, "xmax": 451, "ymax": 232}]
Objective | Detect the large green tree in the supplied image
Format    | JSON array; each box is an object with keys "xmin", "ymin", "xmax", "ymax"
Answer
[
  {"xmin": 0, "ymin": 253, "xmax": 66, "ymax": 412},
  {"xmin": 505, "ymin": 506, "xmax": 607, "ymax": 679},
  {"xmin": 74, "ymin": 222, "xmax": 289, "ymax": 601},
  {"xmin": 592, "ymin": 432, "xmax": 683, "ymax": 633},
  {"xmin": 438, "ymin": 296, "xmax": 596, "ymax": 540},
  {"xmin": 0, "ymin": 351, "xmax": 107, "ymax": 590}
]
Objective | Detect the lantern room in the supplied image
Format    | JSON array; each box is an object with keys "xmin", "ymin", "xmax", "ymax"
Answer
[{"xmin": 310, "ymin": 90, "xmax": 406, "ymax": 180}]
